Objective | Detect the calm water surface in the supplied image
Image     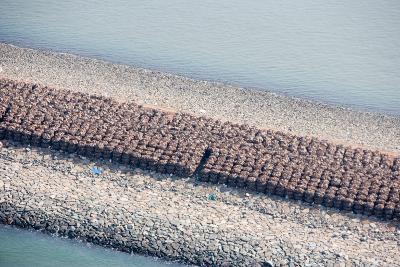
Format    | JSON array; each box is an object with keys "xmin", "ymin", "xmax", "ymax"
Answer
[
  {"xmin": 0, "ymin": 0, "xmax": 400, "ymax": 115},
  {"xmin": 0, "ymin": 225, "xmax": 185, "ymax": 267}
]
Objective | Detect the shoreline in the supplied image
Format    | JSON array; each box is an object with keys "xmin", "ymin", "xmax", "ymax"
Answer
[{"xmin": 1, "ymin": 42, "xmax": 399, "ymax": 154}]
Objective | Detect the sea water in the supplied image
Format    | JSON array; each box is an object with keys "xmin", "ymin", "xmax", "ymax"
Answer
[
  {"xmin": 0, "ymin": 0, "xmax": 399, "ymax": 115},
  {"xmin": 0, "ymin": 225, "xmax": 185, "ymax": 267}
]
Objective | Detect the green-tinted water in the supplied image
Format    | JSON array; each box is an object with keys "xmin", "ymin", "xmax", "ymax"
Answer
[{"xmin": 0, "ymin": 225, "xmax": 186, "ymax": 267}]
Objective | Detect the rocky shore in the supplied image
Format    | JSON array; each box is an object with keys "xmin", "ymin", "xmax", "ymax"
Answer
[{"xmin": 1, "ymin": 142, "xmax": 400, "ymax": 266}]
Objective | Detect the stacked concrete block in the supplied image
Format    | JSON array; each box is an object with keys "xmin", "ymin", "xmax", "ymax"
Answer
[{"xmin": 1, "ymin": 78, "xmax": 399, "ymax": 220}]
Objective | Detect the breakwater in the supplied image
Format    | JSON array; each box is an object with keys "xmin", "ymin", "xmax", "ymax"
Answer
[{"xmin": 0, "ymin": 78, "xmax": 399, "ymax": 220}]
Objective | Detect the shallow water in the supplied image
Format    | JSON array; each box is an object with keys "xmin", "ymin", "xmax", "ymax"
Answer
[
  {"xmin": 0, "ymin": 0, "xmax": 399, "ymax": 114},
  {"xmin": 0, "ymin": 225, "xmax": 185, "ymax": 267}
]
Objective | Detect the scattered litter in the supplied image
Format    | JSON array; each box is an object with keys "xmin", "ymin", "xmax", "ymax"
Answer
[
  {"xmin": 91, "ymin": 166, "xmax": 103, "ymax": 175},
  {"xmin": 208, "ymin": 193, "xmax": 217, "ymax": 201}
]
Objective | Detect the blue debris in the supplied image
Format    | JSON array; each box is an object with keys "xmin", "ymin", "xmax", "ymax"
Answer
[
  {"xmin": 208, "ymin": 193, "xmax": 217, "ymax": 201},
  {"xmin": 91, "ymin": 166, "xmax": 103, "ymax": 175}
]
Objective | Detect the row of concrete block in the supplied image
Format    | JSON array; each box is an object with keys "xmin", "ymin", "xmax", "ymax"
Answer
[{"xmin": 1, "ymin": 78, "xmax": 399, "ymax": 220}]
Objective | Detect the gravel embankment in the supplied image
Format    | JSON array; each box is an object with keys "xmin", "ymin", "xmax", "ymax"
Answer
[
  {"xmin": 1, "ymin": 142, "xmax": 400, "ymax": 266},
  {"xmin": 0, "ymin": 43, "xmax": 399, "ymax": 154}
]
